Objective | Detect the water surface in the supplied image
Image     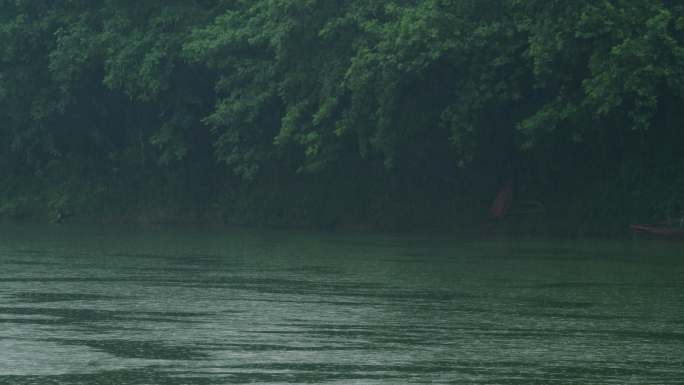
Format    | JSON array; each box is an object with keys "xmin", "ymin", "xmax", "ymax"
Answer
[{"xmin": 1, "ymin": 224, "xmax": 683, "ymax": 384}]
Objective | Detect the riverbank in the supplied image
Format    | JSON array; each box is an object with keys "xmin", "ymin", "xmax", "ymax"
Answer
[
  {"xmin": 0, "ymin": 169, "xmax": 670, "ymax": 237},
  {"xmin": 0, "ymin": 196, "xmax": 636, "ymax": 238}
]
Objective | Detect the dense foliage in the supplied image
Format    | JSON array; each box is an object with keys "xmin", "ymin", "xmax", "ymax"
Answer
[{"xmin": 1, "ymin": 0, "xmax": 684, "ymax": 232}]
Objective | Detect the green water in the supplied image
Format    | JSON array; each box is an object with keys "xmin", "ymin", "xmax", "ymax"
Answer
[{"xmin": 0, "ymin": 224, "xmax": 683, "ymax": 384}]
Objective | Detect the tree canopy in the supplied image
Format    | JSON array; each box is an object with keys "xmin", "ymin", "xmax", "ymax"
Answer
[{"xmin": 2, "ymin": 0, "xmax": 683, "ymax": 230}]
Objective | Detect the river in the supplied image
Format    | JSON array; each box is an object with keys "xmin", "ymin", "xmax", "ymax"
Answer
[{"xmin": 0, "ymin": 224, "xmax": 683, "ymax": 384}]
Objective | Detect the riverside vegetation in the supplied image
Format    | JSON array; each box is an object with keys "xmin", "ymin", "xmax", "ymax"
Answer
[{"xmin": 1, "ymin": 0, "xmax": 684, "ymax": 233}]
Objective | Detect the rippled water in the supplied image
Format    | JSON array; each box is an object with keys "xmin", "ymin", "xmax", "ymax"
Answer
[{"xmin": 1, "ymin": 224, "xmax": 683, "ymax": 384}]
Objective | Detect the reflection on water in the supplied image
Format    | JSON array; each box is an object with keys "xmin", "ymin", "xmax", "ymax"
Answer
[{"xmin": 0, "ymin": 224, "xmax": 683, "ymax": 384}]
